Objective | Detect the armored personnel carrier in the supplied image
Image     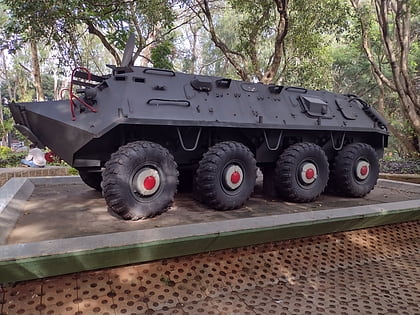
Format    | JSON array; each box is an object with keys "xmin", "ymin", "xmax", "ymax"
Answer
[{"xmin": 9, "ymin": 38, "xmax": 388, "ymax": 220}]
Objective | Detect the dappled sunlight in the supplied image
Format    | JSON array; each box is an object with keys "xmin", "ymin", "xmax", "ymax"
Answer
[
  {"xmin": 1, "ymin": 220, "xmax": 418, "ymax": 314},
  {"xmin": 1, "ymin": 176, "xmax": 419, "ymax": 247}
]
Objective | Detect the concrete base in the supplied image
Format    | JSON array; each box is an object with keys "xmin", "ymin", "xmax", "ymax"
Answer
[
  {"xmin": 380, "ymin": 172, "xmax": 420, "ymax": 184},
  {"xmin": 0, "ymin": 176, "xmax": 419, "ymax": 283}
]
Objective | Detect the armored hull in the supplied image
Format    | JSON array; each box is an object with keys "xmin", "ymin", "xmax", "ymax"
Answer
[{"xmin": 10, "ymin": 64, "xmax": 388, "ymax": 220}]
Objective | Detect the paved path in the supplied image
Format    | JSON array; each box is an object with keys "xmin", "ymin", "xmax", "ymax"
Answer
[{"xmin": 1, "ymin": 221, "xmax": 418, "ymax": 314}]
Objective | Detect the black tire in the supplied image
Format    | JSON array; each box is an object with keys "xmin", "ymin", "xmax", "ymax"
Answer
[
  {"xmin": 78, "ymin": 170, "xmax": 103, "ymax": 191},
  {"xmin": 275, "ymin": 142, "xmax": 329, "ymax": 202},
  {"xmin": 102, "ymin": 141, "xmax": 178, "ymax": 220},
  {"xmin": 195, "ymin": 141, "xmax": 257, "ymax": 210},
  {"xmin": 329, "ymin": 143, "xmax": 379, "ymax": 197}
]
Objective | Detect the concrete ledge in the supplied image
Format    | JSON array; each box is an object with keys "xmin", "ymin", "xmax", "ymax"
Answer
[
  {"xmin": 0, "ymin": 176, "xmax": 419, "ymax": 283},
  {"xmin": 0, "ymin": 176, "xmax": 80, "ymax": 245},
  {"xmin": 380, "ymin": 173, "xmax": 420, "ymax": 184},
  {"xmin": 29, "ymin": 175, "xmax": 81, "ymax": 186},
  {"xmin": 0, "ymin": 178, "xmax": 35, "ymax": 244},
  {"xmin": 0, "ymin": 167, "xmax": 71, "ymax": 187}
]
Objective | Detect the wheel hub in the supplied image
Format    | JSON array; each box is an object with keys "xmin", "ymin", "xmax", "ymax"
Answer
[
  {"xmin": 134, "ymin": 168, "xmax": 160, "ymax": 196},
  {"xmin": 300, "ymin": 162, "xmax": 318, "ymax": 185},
  {"xmin": 224, "ymin": 164, "xmax": 244, "ymax": 190},
  {"xmin": 356, "ymin": 160, "xmax": 370, "ymax": 180},
  {"xmin": 143, "ymin": 176, "xmax": 157, "ymax": 191}
]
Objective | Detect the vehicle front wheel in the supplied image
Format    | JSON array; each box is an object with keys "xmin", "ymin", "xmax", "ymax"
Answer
[
  {"xmin": 78, "ymin": 170, "xmax": 102, "ymax": 191},
  {"xmin": 102, "ymin": 141, "xmax": 178, "ymax": 220}
]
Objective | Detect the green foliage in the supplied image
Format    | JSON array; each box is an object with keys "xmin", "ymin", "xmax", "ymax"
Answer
[
  {"xmin": 68, "ymin": 167, "xmax": 79, "ymax": 175},
  {"xmin": 196, "ymin": 0, "xmax": 352, "ymax": 88},
  {"xmin": 332, "ymin": 0, "xmax": 419, "ymax": 157},
  {"xmin": 0, "ymin": 145, "xmax": 12, "ymax": 157},
  {"xmin": 0, "ymin": 107, "xmax": 15, "ymax": 140},
  {"xmin": 151, "ymin": 40, "xmax": 174, "ymax": 70},
  {"xmin": 0, "ymin": 146, "xmax": 26, "ymax": 168},
  {"xmin": 198, "ymin": 7, "xmax": 240, "ymax": 78},
  {"xmin": 331, "ymin": 43, "xmax": 375, "ymax": 97},
  {"xmin": 331, "ymin": 40, "xmax": 415, "ymax": 158},
  {"xmin": 280, "ymin": 0, "xmax": 351, "ymax": 89},
  {"xmin": 1, "ymin": 0, "xmax": 175, "ymax": 67}
]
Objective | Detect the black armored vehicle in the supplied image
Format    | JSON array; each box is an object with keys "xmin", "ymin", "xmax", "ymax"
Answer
[{"xmin": 10, "ymin": 39, "xmax": 388, "ymax": 220}]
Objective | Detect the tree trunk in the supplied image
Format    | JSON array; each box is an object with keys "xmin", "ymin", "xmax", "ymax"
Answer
[
  {"xmin": 351, "ymin": 0, "xmax": 419, "ymax": 156},
  {"xmin": 30, "ymin": 40, "xmax": 45, "ymax": 101},
  {"xmin": 260, "ymin": 0, "xmax": 288, "ymax": 84},
  {"xmin": 374, "ymin": 72, "xmax": 417, "ymax": 155},
  {"xmin": 1, "ymin": 51, "xmax": 14, "ymax": 102},
  {"xmin": 86, "ymin": 21, "xmax": 121, "ymax": 66},
  {"xmin": 374, "ymin": 1, "xmax": 420, "ymax": 146},
  {"xmin": 0, "ymin": 81, "xmax": 5, "ymax": 146},
  {"xmin": 194, "ymin": 0, "xmax": 289, "ymax": 83}
]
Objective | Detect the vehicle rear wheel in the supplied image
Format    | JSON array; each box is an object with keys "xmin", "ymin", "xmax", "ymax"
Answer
[
  {"xmin": 195, "ymin": 141, "xmax": 257, "ymax": 210},
  {"xmin": 329, "ymin": 143, "xmax": 379, "ymax": 197},
  {"xmin": 275, "ymin": 142, "xmax": 329, "ymax": 202},
  {"xmin": 102, "ymin": 141, "xmax": 178, "ymax": 220},
  {"xmin": 78, "ymin": 170, "xmax": 102, "ymax": 191}
]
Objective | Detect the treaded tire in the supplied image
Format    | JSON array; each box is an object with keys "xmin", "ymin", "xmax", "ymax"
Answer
[
  {"xmin": 275, "ymin": 142, "xmax": 329, "ymax": 202},
  {"xmin": 102, "ymin": 141, "xmax": 178, "ymax": 220},
  {"xmin": 79, "ymin": 170, "xmax": 102, "ymax": 191},
  {"xmin": 329, "ymin": 143, "xmax": 379, "ymax": 197},
  {"xmin": 195, "ymin": 141, "xmax": 256, "ymax": 210}
]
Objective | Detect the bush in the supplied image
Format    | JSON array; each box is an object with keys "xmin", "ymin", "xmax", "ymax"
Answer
[
  {"xmin": 0, "ymin": 146, "xmax": 13, "ymax": 158},
  {"xmin": 0, "ymin": 146, "xmax": 80, "ymax": 173},
  {"xmin": 380, "ymin": 159, "xmax": 420, "ymax": 174},
  {"xmin": 68, "ymin": 168, "xmax": 79, "ymax": 175},
  {"xmin": 0, "ymin": 147, "xmax": 27, "ymax": 168}
]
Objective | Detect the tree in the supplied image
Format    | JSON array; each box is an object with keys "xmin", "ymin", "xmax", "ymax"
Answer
[
  {"xmin": 191, "ymin": 0, "xmax": 350, "ymax": 88},
  {"xmin": 192, "ymin": 0, "xmax": 288, "ymax": 83},
  {"xmin": 1, "ymin": 0, "xmax": 180, "ymax": 67},
  {"xmin": 29, "ymin": 39, "xmax": 45, "ymax": 101},
  {"xmin": 1, "ymin": 2, "xmax": 45, "ymax": 101},
  {"xmin": 351, "ymin": 0, "xmax": 420, "ymax": 156},
  {"xmin": 150, "ymin": 39, "xmax": 175, "ymax": 69}
]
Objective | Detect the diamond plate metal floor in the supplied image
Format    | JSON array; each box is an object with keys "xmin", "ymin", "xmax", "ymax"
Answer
[{"xmin": 1, "ymin": 221, "xmax": 419, "ymax": 315}]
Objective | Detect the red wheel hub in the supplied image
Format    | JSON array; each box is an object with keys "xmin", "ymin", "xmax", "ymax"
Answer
[
  {"xmin": 231, "ymin": 171, "xmax": 241, "ymax": 184},
  {"xmin": 224, "ymin": 164, "xmax": 244, "ymax": 190},
  {"xmin": 356, "ymin": 160, "xmax": 370, "ymax": 180},
  {"xmin": 360, "ymin": 165, "xmax": 368, "ymax": 176},
  {"xmin": 143, "ymin": 176, "xmax": 156, "ymax": 190},
  {"xmin": 305, "ymin": 168, "xmax": 315, "ymax": 180},
  {"xmin": 300, "ymin": 162, "xmax": 317, "ymax": 185},
  {"xmin": 134, "ymin": 168, "xmax": 160, "ymax": 196}
]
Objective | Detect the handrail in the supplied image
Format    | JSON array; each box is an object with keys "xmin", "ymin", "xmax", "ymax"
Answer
[{"xmin": 68, "ymin": 67, "xmax": 98, "ymax": 121}]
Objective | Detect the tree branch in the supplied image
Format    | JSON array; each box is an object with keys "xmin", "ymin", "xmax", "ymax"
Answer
[
  {"xmin": 350, "ymin": 0, "xmax": 396, "ymax": 91},
  {"xmin": 261, "ymin": 0, "xmax": 288, "ymax": 84},
  {"xmin": 86, "ymin": 20, "xmax": 121, "ymax": 65},
  {"xmin": 394, "ymin": 1, "xmax": 419, "ymax": 110},
  {"xmin": 193, "ymin": 0, "xmax": 249, "ymax": 80},
  {"xmin": 19, "ymin": 62, "xmax": 32, "ymax": 73}
]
